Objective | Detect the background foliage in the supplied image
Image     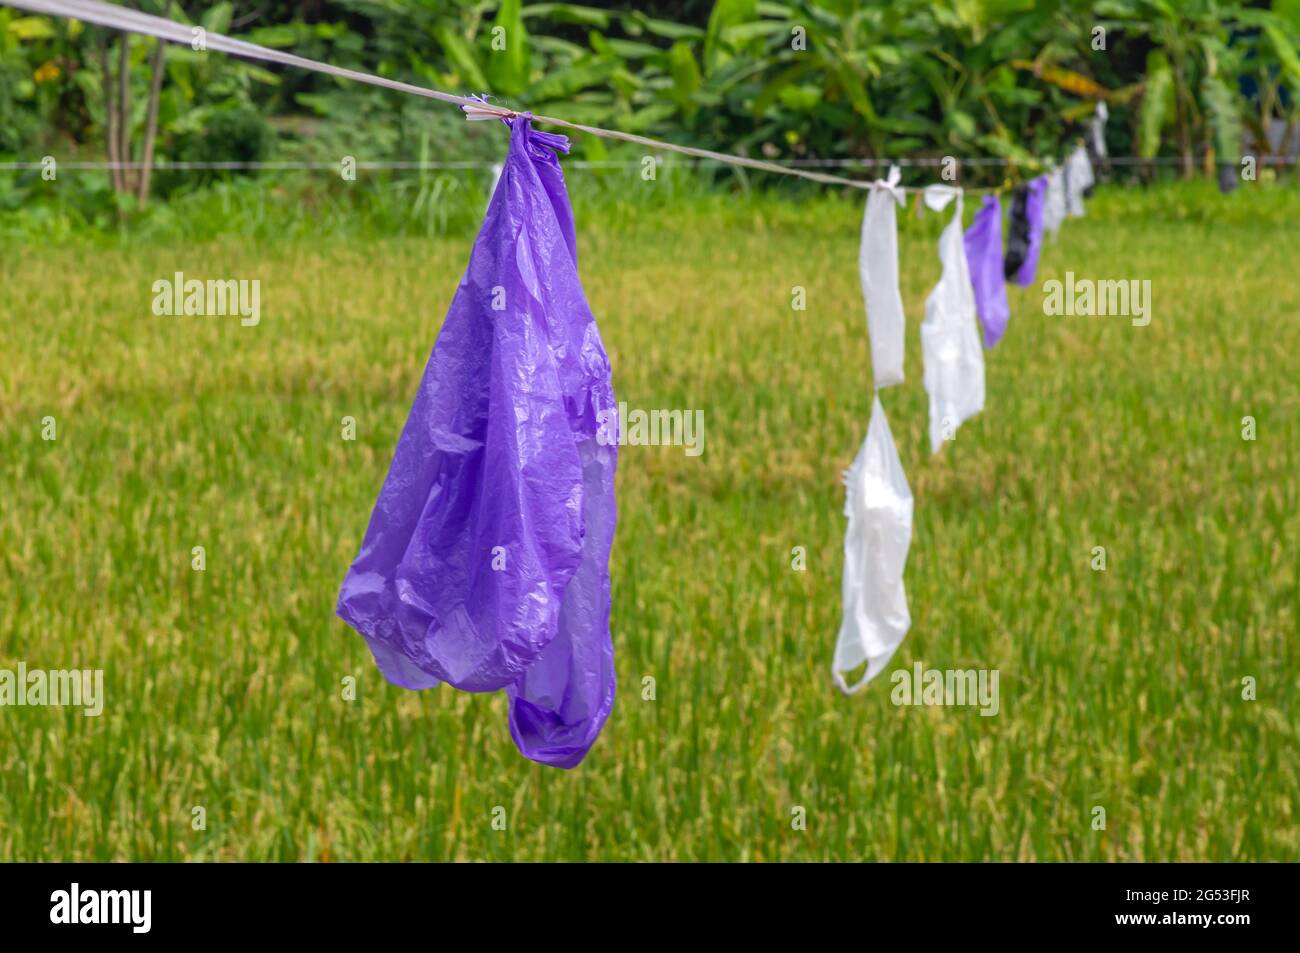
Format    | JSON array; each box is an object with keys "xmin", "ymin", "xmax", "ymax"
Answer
[{"xmin": 1, "ymin": 0, "xmax": 1297, "ymax": 233}]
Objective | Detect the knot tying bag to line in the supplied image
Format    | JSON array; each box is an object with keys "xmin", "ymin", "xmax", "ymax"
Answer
[
  {"xmin": 1003, "ymin": 175, "xmax": 1047, "ymax": 288},
  {"xmin": 921, "ymin": 186, "xmax": 985, "ymax": 454},
  {"xmin": 337, "ymin": 116, "xmax": 618, "ymax": 769},
  {"xmin": 963, "ymin": 193, "xmax": 1011, "ymax": 349},
  {"xmin": 832, "ymin": 396, "xmax": 914, "ymax": 693},
  {"xmin": 858, "ymin": 165, "xmax": 908, "ymax": 388}
]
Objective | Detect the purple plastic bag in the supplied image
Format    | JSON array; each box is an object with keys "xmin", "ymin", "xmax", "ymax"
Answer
[
  {"xmin": 337, "ymin": 116, "xmax": 618, "ymax": 769},
  {"xmin": 963, "ymin": 194, "xmax": 1011, "ymax": 348},
  {"xmin": 1003, "ymin": 175, "xmax": 1045, "ymax": 286}
]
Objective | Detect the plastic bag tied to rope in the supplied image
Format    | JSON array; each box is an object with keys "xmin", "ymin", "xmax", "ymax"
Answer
[
  {"xmin": 963, "ymin": 193, "xmax": 1012, "ymax": 349},
  {"xmin": 920, "ymin": 185, "xmax": 985, "ymax": 454},
  {"xmin": 1065, "ymin": 145, "xmax": 1094, "ymax": 218},
  {"xmin": 1043, "ymin": 168, "xmax": 1067, "ymax": 239},
  {"xmin": 1004, "ymin": 175, "xmax": 1047, "ymax": 288},
  {"xmin": 832, "ymin": 396, "xmax": 915, "ymax": 693},
  {"xmin": 858, "ymin": 165, "xmax": 908, "ymax": 389},
  {"xmin": 337, "ymin": 116, "xmax": 618, "ymax": 769}
]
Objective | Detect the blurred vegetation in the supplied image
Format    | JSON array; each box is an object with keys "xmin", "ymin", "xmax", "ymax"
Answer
[{"xmin": 1, "ymin": 0, "xmax": 1298, "ymax": 232}]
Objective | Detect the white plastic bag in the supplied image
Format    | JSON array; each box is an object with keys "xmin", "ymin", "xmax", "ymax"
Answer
[
  {"xmin": 920, "ymin": 185, "xmax": 985, "ymax": 454},
  {"xmin": 858, "ymin": 166, "xmax": 908, "ymax": 389},
  {"xmin": 1065, "ymin": 146, "xmax": 1093, "ymax": 218},
  {"xmin": 832, "ymin": 396, "xmax": 914, "ymax": 694},
  {"xmin": 1089, "ymin": 102, "xmax": 1109, "ymax": 160},
  {"xmin": 1043, "ymin": 168, "xmax": 1066, "ymax": 239}
]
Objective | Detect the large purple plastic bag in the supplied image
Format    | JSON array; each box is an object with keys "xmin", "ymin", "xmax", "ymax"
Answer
[
  {"xmin": 337, "ymin": 116, "xmax": 618, "ymax": 769},
  {"xmin": 963, "ymin": 194, "xmax": 1011, "ymax": 348}
]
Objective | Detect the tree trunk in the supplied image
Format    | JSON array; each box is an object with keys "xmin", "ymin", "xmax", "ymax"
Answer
[
  {"xmin": 117, "ymin": 35, "xmax": 132, "ymax": 195},
  {"xmin": 101, "ymin": 39, "xmax": 122, "ymax": 194},
  {"xmin": 1173, "ymin": 79, "xmax": 1194, "ymax": 179},
  {"xmin": 1257, "ymin": 72, "xmax": 1277, "ymax": 164},
  {"xmin": 137, "ymin": 42, "xmax": 167, "ymax": 206},
  {"xmin": 1169, "ymin": 49, "xmax": 1196, "ymax": 180}
]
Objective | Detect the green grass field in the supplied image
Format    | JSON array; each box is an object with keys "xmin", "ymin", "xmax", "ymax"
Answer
[{"xmin": 1, "ymin": 179, "xmax": 1297, "ymax": 861}]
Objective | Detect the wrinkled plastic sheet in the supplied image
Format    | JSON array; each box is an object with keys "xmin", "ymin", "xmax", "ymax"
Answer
[
  {"xmin": 832, "ymin": 396, "xmax": 914, "ymax": 693},
  {"xmin": 858, "ymin": 166, "xmax": 907, "ymax": 389},
  {"xmin": 921, "ymin": 186, "xmax": 985, "ymax": 454},
  {"xmin": 337, "ymin": 116, "xmax": 618, "ymax": 769},
  {"xmin": 1043, "ymin": 169, "xmax": 1066, "ymax": 239},
  {"xmin": 1004, "ymin": 175, "xmax": 1046, "ymax": 288},
  {"xmin": 1065, "ymin": 145, "xmax": 1093, "ymax": 217},
  {"xmin": 964, "ymin": 193, "xmax": 1011, "ymax": 348}
]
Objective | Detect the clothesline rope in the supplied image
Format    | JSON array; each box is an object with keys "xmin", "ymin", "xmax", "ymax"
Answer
[{"xmin": 0, "ymin": 0, "xmax": 1030, "ymax": 193}]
